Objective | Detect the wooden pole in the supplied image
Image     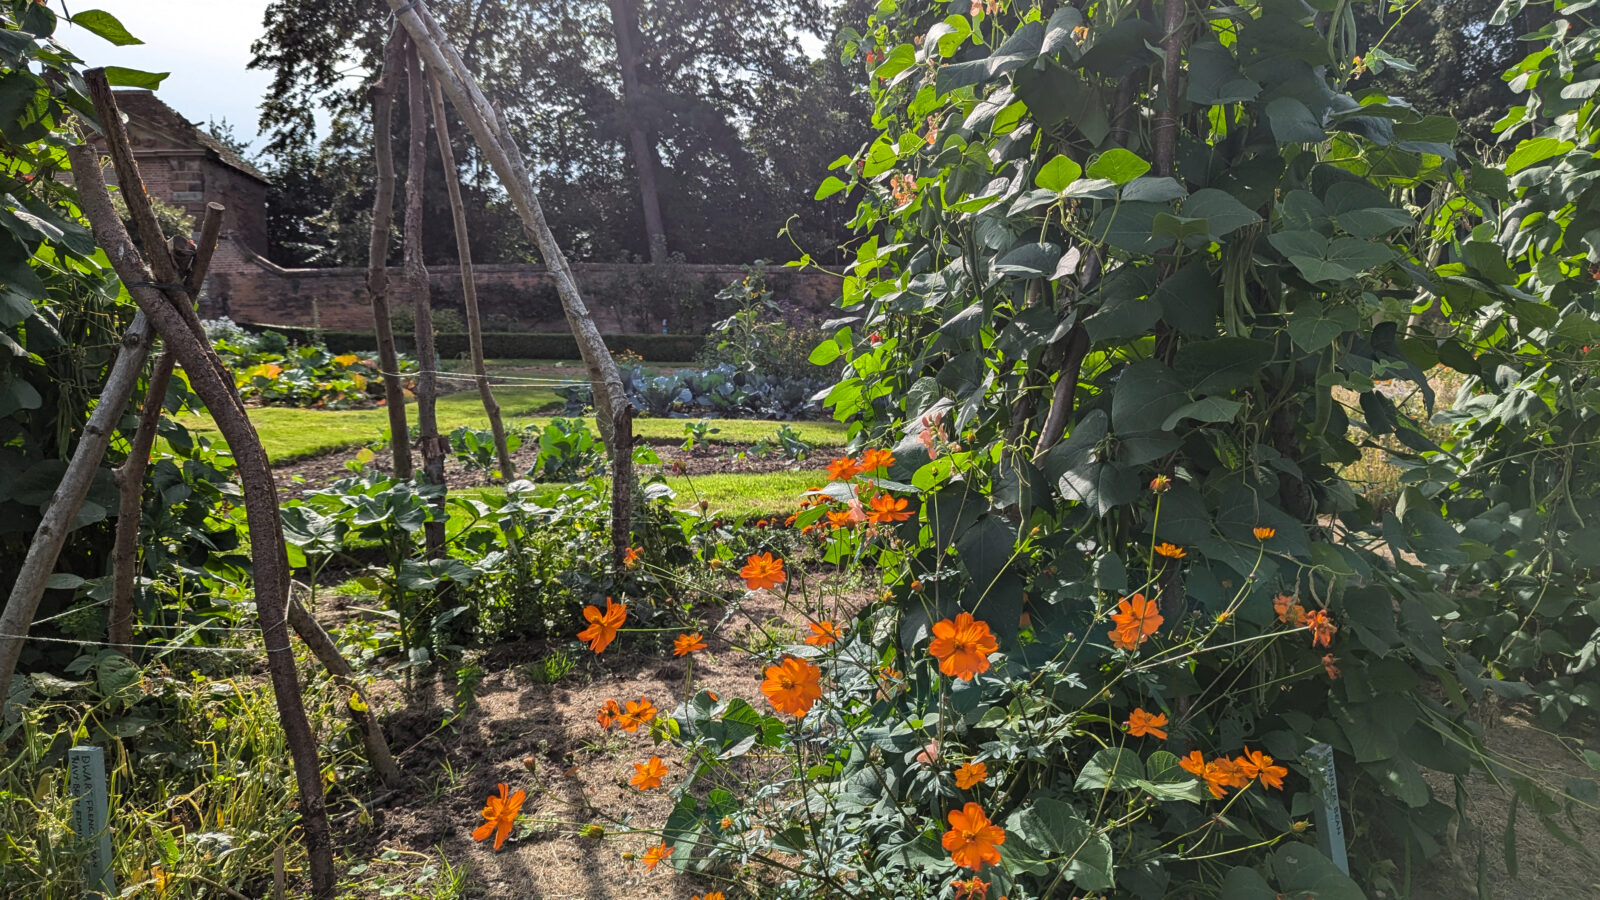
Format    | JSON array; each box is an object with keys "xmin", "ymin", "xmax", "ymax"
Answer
[
  {"xmin": 404, "ymin": 39, "xmax": 447, "ymax": 555},
  {"xmin": 429, "ymin": 73, "xmax": 513, "ymax": 482},
  {"xmin": 108, "ymin": 203, "xmax": 224, "ymax": 650},
  {"xmin": 611, "ymin": 403, "xmax": 635, "ymax": 566},
  {"xmin": 383, "ymin": 0, "xmax": 626, "ymax": 456},
  {"xmin": 74, "ymin": 73, "xmax": 336, "ymax": 897},
  {"xmin": 368, "ymin": 27, "xmax": 414, "ymax": 479}
]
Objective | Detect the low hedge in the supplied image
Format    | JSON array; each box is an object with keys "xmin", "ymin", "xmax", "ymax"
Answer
[{"xmin": 251, "ymin": 326, "xmax": 705, "ymax": 363}]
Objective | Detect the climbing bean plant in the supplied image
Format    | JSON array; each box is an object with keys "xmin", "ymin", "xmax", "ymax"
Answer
[{"xmin": 676, "ymin": 0, "xmax": 1591, "ymax": 895}]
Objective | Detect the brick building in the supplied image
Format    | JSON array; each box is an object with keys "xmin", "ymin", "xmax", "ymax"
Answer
[{"xmin": 87, "ymin": 90, "xmax": 271, "ymax": 255}]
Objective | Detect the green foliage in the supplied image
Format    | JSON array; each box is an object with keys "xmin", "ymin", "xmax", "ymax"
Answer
[
  {"xmin": 698, "ymin": 262, "xmax": 841, "ymax": 380},
  {"xmin": 448, "ymin": 424, "xmax": 523, "ymax": 476},
  {"xmin": 209, "ymin": 322, "xmax": 405, "ymax": 409},
  {"xmin": 529, "ymin": 417, "xmax": 605, "ymax": 482},
  {"xmin": 259, "ymin": 326, "xmax": 708, "ymax": 364},
  {"xmin": 646, "ymin": 1, "xmax": 1592, "ymax": 895}
]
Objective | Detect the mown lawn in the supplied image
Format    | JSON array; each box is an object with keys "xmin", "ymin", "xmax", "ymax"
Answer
[
  {"xmin": 454, "ymin": 469, "xmax": 823, "ymax": 520},
  {"xmin": 182, "ymin": 387, "xmax": 849, "ymax": 463}
]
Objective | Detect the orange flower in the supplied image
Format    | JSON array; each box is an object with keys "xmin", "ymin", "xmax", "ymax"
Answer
[
  {"xmin": 1253, "ymin": 526, "xmax": 1276, "ymax": 541},
  {"xmin": 928, "ymin": 613, "xmax": 999, "ymax": 680},
  {"xmin": 827, "ymin": 509, "xmax": 860, "ymax": 530},
  {"xmin": 1322, "ymin": 653, "xmax": 1341, "ymax": 679},
  {"xmin": 866, "ymin": 493, "xmax": 914, "ymax": 524},
  {"xmin": 673, "ymin": 632, "xmax": 707, "ymax": 657},
  {"xmin": 826, "ymin": 456, "xmax": 863, "ymax": 481},
  {"xmin": 1236, "ymin": 747, "xmax": 1287, "ymax": 790},
  {"xmin": 741, "ymin": 553, "xmax": 786, "ymax": 591},
  {"xmin": 805, "ymin": 620, "xmax": 841, "ymax": 646},
  {"xmin": 941, "ymin": 802, "xmax": 1006, "ymax": 870},
  {"xmin": 859, "ymin": 448, "xmax": 895, "ymax": 472},
  {"xmin": 1107, "ymin": 593, "xmax": 1163, "ymax": 652},
  {"xmin": 693, "ymin": 894, "xmax": 726, "ymax": 900},
  {"xmin": 954, "ymin": 760, "xmax": 989, "ymax": 789},
  {"xmin": 952, "ymin": 876, "xmax": 990, "ymax": 900},
  {"xmin": 1153, "ymin": 541, "xmax": 1186, "ymax": 559},
  {"xmin": 761, "ymin": 655, "xmax": 822, "ymax": 717},
  {"xmin": 1180, "ymin": 751, "xmax": 1245, "ymax": 799},
  {"xmin": 596, "ymin": 698, "xmax": 622, "ymax": 729},
  {"xmin": 1126, "ymin": 708, "xmax": 1168, "ymax": 739},
  {"xmin": 623, "ymin": 546, "xmax": 642, "ymax": 568},
  {"xmin": 642, "ymin": 842, "xmax": 673, "ymax": 871},
  {"xmin": 1305, "ymin": 609, "xmax": 1338, "ymax": 648},
  {"xmin": 577, "ymin": 597, "xmax": 626, "ymax": 653},
  {"xmin": 1273, "ymin": 594, "xmax": 1306, "ymax": 626},
  {"xmin": 630, "ymin": 756, "xmax": 668, "ymax": 790},
  {"xmin": 617, "ymin": 697, "xmax": 657, "ymax": 733},
  {"xmin": 470, "ymin": 783, "xmax": 525, "ymax": 851},
  {"xmin": 1150, "ymin": 474, "xmax": 1172, "ymax": 493}
]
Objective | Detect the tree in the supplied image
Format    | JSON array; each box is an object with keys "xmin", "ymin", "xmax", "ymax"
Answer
[{"xmin": 250, "ymin": 0, "xmax": 860, "ymax": 266}]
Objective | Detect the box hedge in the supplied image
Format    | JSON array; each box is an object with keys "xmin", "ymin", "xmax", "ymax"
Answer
[{"xmin": 251, "ymin": 326, "xmax": 706, "ymax": 363}]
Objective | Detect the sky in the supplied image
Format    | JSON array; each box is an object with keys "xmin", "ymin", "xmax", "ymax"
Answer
[{"xmin": 62, "ymin": 1, "xmax": 285, "ymax": 154}]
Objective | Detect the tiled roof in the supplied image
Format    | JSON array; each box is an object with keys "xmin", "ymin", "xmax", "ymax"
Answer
[{"xmin": 112, "ymin": 90, "xmax": 270, "ymax": 184}]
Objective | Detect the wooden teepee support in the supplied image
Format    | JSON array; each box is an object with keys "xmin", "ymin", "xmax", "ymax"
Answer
[
  {"xmin": 429, "ymin": 72, "xmax": 514, "ymax": 481},
  {"xmin": 368, "ymin": 27, "xmax": 415, "ymax": 479},
  {"xmin": 384, "ymin": 0, "xmax": 626, "ymax": 452}
]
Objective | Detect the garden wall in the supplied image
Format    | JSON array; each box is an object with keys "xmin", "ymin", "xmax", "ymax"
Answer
[{"xmin": 201, "ymin": 236, "xmax": 841, "ymax": 334}]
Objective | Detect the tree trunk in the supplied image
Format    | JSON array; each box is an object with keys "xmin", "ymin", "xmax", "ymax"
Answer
[
  {"xmin": 74, "ymin": 74, "xmax": 336, "ymax": 897},
  {"xmin": 369, "ymin": 28, "xmax": 414, "ymax": 480},
  {"xmin": 1154, "ymin": 0, "xmax": 1185, "ymax": 179},
  {"xmin": 0, "ymin": 312, "xmax": 151, "ymax": 702},
  {"xmin": 428, "ymin": 73, "xmax": 513, "ymax": 482},
  {"xmin": 387, "ymin": 0, "xmax": 626, "ymax": 456},
  {"xmin": 109, "ymin": 204, "xmax": 225, "ymax": 651},
  {"xmin": 607, "ymin": 0, "xmax": 668, "ymax": 264},
  {"xmin": 404, "ymin": 39, "xmax": 448, "ymax": 555}
]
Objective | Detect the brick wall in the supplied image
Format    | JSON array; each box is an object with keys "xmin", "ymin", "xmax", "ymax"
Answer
[{"xmin": 202, "ymin": 237, "xmax": 842, "ymax": 333}]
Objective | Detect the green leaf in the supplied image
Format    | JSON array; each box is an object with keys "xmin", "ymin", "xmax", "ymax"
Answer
[
  {"xmin": 1035, "ymin": 154, "xmax": 1083, "ymax": 192},
  {"xmin": 1266, "ymin": 97, "xmax": 1325, "ymax": 143},
  {"xmin": 1059, "ymin": 460, "xmax": 1139, "ymax": 517},
  {"xmin": 1173, "ymin": 338, "xmax": 1274, "ymax": 394},
  {"xmin": 814, "ymin": 176, "xmax": 848, "ymax": 200},
  {"xmin": 1087, "ymin": 148, "xmax": 1151, "ymax": 185},
  {"xmin": 1003, "ymin": 798, "xmax": 1114, "ymax": 889},
  {"xmin": 1188, "ymin": 41, "xmax": 1260, "ymax": 105},
  {"xmin": 1111, "ymin": 359, "xmax": 1187, "ymax": 434},
  {"xmin": 1075, "ymin": 747, "xmax": 1146, "ymax": 791},
  {"xmin": 102, "ymin": 66, "xmax": 167, "ymax": 90},
  {"xmin": 1182, "ymin": 188, "xmax": 1261, "ymax": 239},
  {"xmin": 1162, "ymin": 397, "xmax": 1242, "ymax": 431},
  {"xmin": 1287, "ymin": 298, "xmax": 1360, "ymax": 351},
  {"xmin": 69, "ymin": 10, "xmax": 142, "ymax": 46},
  {"xmin": 1505, "ymin": 136, "xmax": 1575, "ymax": 175},
  {"xmin": 994, "ymin": 242, "xmax": 1061, "ymax": 277}
]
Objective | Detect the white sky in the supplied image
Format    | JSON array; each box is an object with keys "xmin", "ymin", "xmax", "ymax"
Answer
[{"xmin": 60, "ymin": 1, "xmax": 282, "ymax": 154}]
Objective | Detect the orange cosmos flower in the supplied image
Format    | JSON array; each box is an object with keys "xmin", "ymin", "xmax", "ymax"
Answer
[
  {"xmin": 952, "ymin": 876, "xmax": 989, "ymax": 900},
  {"xmin": 596, "ymin": 698, "xmax": 622, "ymax": 729},
  {"xmin": 617, "ymin": 697, "xmax": 658, "ymax": 733},
  {"xmin": 693, "ymin": 894, "xmax": 726, "ymax": 900},
  {"xmin": 826, "ymin": 456, "xmax": 863, "ymax": 481},
  {"xmin": 827, "ymin": 509, "xmax": 860, "ymax": 530},
  {"xmin": 761, "ymin": 655, "xmax": 822, "ymax": 716},
  {"xmin": 673, "ymin": 632, "xmax": 707, "ymax": 657},
  {"xmin": 1236, "ymin": 747, "xmax": 1287, "ymax": 790},
  {"xmin": 1253, "ymin": 526, "xmax": 1276, "ymax": 541},
  {"xmin": 1153, "ymin": 541, "xmax": 1187, "ymax": 559},
  {"xmin": 1181, "ymin": 751, "xmax": 1248, "ymax": 798},
  {"xmin": 928, "ymin": 613, "xmax": 999, "ymax": 680},
  {"xmin": 630, "ymin": 756, "xmax": 668, "ymax": 790},
  {"xmin": 1150, "ymin": 474, "xmax": 1172, "ymax": 493},
  {"xmin": 1108, "ymin": 593, "xmax": 1163, "ymax": 651},
  {"xmin": 1126, "ymin": 708, "xmax": 1168, "ymax": 739},
  {"xmin": 577, "ymin": 597, "xmax": 626, "ymax": 653},
  {"xmin": 1305, "ymin": 609, "xmax": 1338, "ymax": 647},
  {"xmin": 942, "ymin": 802, "xmax": 1006, "ymax": 870},
  {"xmin": 1322, "ymin": 653, "xmax": 1342, "ymax": 679},
  {"xmin": 859, "ymin": 448, "xmax": 895, "ymax": 472},
  {"xmin": 954, "ymin": 760, "xmax": 989, "ymax": 789},
  {"xmin": 741, "ymin": 553, "xmax": 786, "ymax": 591},
  {"xmin": 805, "ymin": 620, "xmax": 841, "ymax": 646},
  {"xmin": 866, "ymin": 493, "xmax": 915, "ymax": 523},
  {"xmin": 642, "ymin": 842, "xmax": 673, "ymax": 871},
  {"xmin": 470, "ymin": 783, "xmax": 526, "ymax": 851},
  {"xmin": 1273, "ymin": 594, "xmax": 1306, "ymax": 626},
  {"xmin": 623, "ymin": 546, "xmax": 642, "ymax": 568}
]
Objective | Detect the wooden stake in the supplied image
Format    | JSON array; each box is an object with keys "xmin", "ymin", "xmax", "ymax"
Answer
[
  {"xmin": 368, "ymin": 27, "xmax": 414, "ymax": 480},
  {"xmin": 611, "ymin": 403, "xmax": 635, "ymax": 566},
  {"xmin": 74, "ymin": 73, "xmax": 336, "ymax": 897},
  {"xmin": 109, "ymin": 203, "xmax": 225, "ymax": 651},
  {"xmin": 428, "ymin": 72, "xmax": 513, "ymax": 482},
  {"xmin": 403, "ymin": 39, "xmax": 448, "ymax": 555}
]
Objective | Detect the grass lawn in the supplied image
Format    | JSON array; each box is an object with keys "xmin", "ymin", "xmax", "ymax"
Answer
[
  {"xmin": 452, "ymin": 468, "xmax": 819, "ymax": 521},
  {"xmin": 182, "ymin": 387, "xmax": 848, "ymax": 463}
]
